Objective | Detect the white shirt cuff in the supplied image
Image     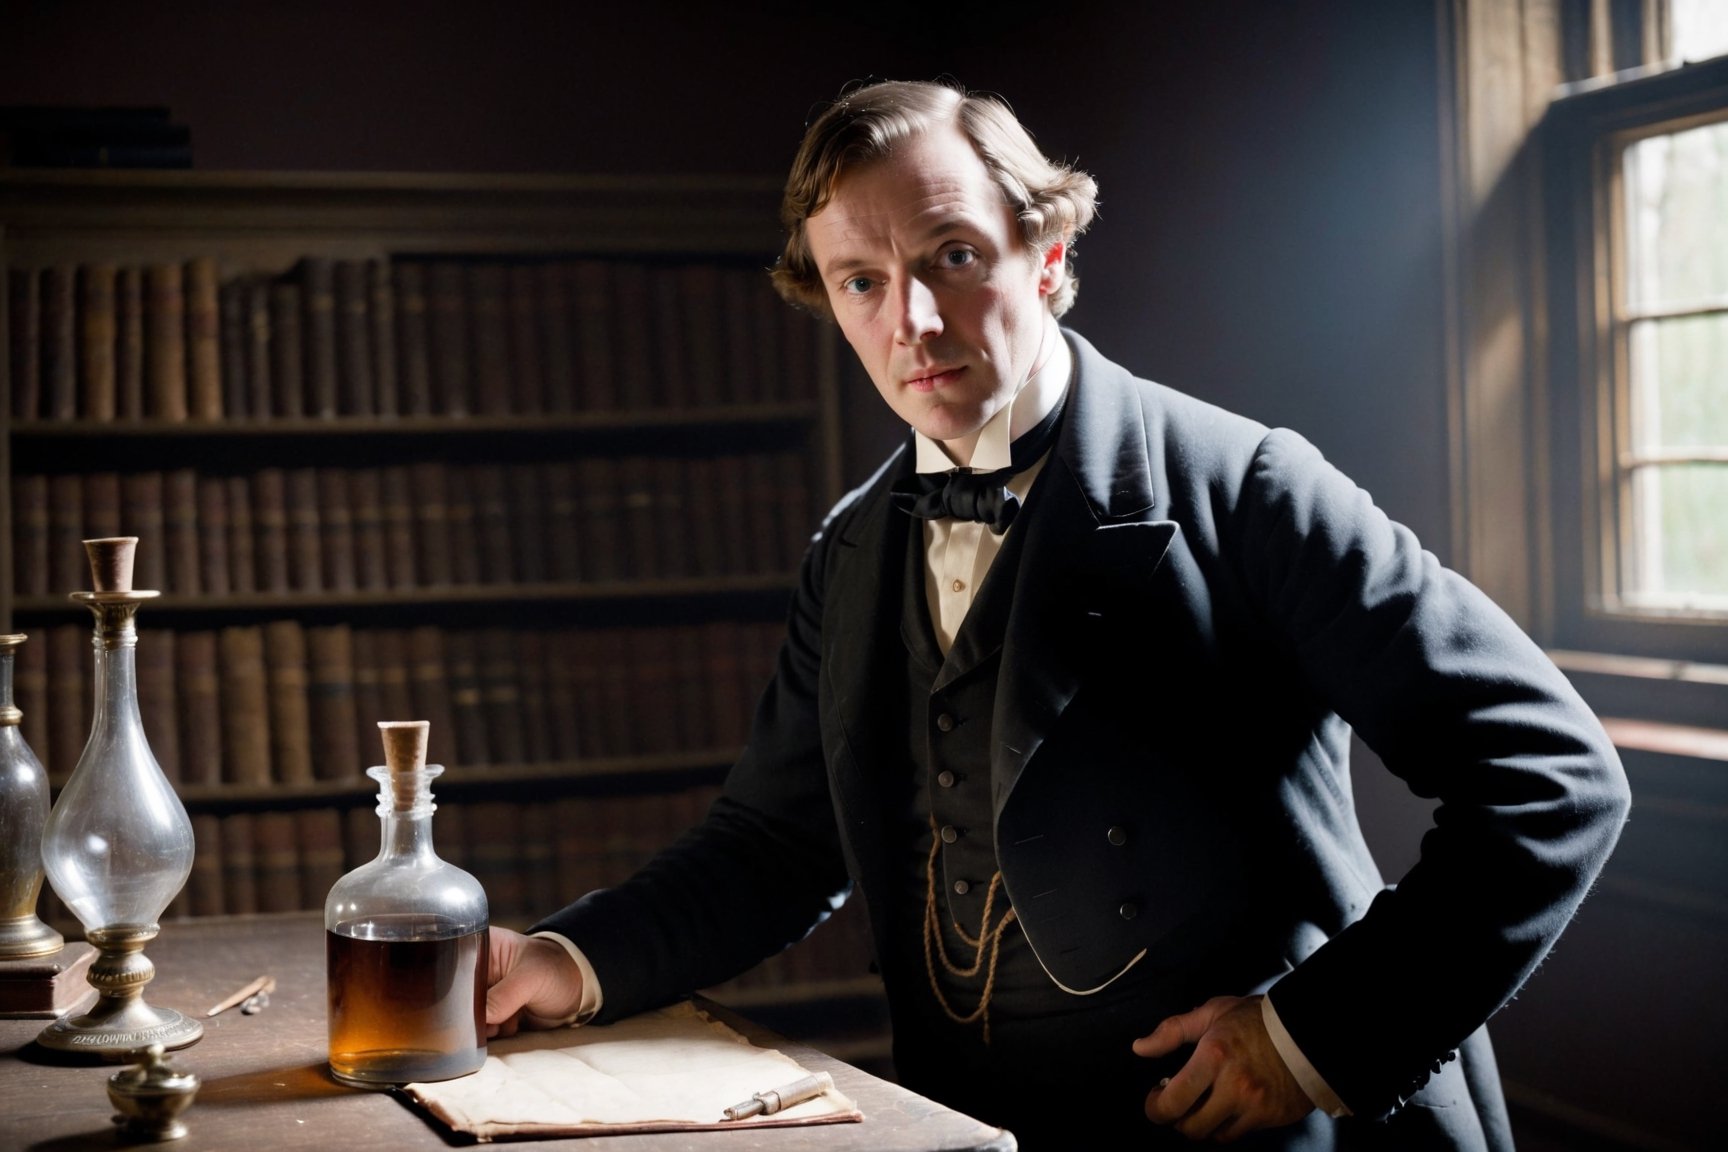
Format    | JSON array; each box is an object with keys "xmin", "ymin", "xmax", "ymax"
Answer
[
  {"xmin": 1261, "ymin": 993, "xmax": 1352, "ymax": 1118},
  {"xmin": 531, "ymin": 931, "xmax": 604, "ymax": 1025}
]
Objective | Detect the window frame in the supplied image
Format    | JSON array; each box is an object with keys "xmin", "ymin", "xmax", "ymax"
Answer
[{"xmin": 1542, "ymin": 53, "xmax": 1728, "ymax": 664}]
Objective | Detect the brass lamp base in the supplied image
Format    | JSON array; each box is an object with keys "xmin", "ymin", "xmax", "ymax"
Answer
[
  {"xmin": 0, "ymin": 913, "xmax": 63, "ymax": 961},
  {"xmin": 35, "ymin": 925, "xmax": 202, "ymax": 1059}
]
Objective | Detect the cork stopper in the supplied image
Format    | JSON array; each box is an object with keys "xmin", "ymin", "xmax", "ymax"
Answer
[
  {"xmin": 83, "ymin": 537, "xmax": 139, "ymax": 593},
  {"xmin": 377, "ymin": 720, "xmax": 436, "ymax": 812}
]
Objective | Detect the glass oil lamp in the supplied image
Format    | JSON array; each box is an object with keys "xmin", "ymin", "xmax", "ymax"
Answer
[
  {"xmin": 0, "ymin": 632, "xmax": 63, "ymax": 961},
  {"xmin": 38, "ymin": 538, "xmax": 202, "ymax": 1056}
]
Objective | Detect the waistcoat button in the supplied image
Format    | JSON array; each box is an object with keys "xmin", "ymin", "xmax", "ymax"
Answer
[
  {"xmin": 937, "ymin": 770, "xmax": 957, "ymax": 788},
  {"xmin": 1118, "ymin": 901, "xmax": 1138, "ymax": 920},
  {"xmin": 1107, "ymin": 825, "xmax": 1128, "ymax": 846},
  {"xmin": 953, "ymin": 879, "xmax": 971, "ymax": 895},
  {"xmin": 940, "ymin": 825, "xmax": 960, "ymax": 844},
  {"xmin": 936, "ymin": 713, "xmax": 956, "ymax": 733}
]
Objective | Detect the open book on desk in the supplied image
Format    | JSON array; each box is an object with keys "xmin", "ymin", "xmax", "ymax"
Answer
[{"xmin": 402, "ymin": 999, "xmax": 863, "ymax": 1142}]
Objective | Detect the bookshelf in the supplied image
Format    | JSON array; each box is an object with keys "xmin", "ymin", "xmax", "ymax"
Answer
[{"xmin": 0, "ymin": 168, "xmax": 885, "ymax": 1064}]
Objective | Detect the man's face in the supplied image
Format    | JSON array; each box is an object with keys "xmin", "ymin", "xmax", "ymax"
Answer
[{"xmin": 804, "ymin": 122, "xmax": 1062, "ymax": 461}]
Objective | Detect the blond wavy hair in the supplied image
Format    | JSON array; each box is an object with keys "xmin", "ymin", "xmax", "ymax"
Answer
[{"xmin": 772, "ymin": 79, "xmax": 1098, "ymax": 319}]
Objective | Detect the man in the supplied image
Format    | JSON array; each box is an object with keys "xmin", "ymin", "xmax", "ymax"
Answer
[{"xmin": 485, "ymin": 80, "xmax": 1630, "ymax": 1150}]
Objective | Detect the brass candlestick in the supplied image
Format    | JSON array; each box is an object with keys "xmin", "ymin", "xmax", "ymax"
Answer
[{"xmin": 38, "ymin": 538, "xmax": 202, "ymax": 1057}]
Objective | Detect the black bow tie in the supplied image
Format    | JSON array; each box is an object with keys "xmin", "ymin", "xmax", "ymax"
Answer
[{"xmin": 889, "ymin": 394, "xmax": 1066, "ymax": 535}]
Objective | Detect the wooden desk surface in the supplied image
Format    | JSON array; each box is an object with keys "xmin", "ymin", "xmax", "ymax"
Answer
[{"xmin": 1, "ymin": 913, "xmax": 1013, "ymax": 1151}]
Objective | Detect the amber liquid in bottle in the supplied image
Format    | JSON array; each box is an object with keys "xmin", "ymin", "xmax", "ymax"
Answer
[{"xmin": 326, "ymin": 915, "xmax": 488, "ymax": 1087}]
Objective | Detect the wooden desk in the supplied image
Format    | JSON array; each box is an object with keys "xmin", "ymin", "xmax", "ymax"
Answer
[{"xmin": 1, "ymin": 913, "xmax": 1013, "ymax": 1151}]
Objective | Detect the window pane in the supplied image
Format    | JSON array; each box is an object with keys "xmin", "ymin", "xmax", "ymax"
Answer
[
  {"xmin": 1624, "ymin": 118, "xmax": 1728, "ymax": 309},
  {"xmin": 1628, "ymin": 463, "xmax": 1728, "ymax": 609},
  {"xmin": 1672, "ymin": 0, "xmax": 1728, "ymax": 63},
  {"xmin": 1628, "ymin": 313, "xmax": 1728, "ymax": 450}
]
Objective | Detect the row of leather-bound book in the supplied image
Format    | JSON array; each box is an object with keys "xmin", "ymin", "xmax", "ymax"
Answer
[
  {"xmin": 12, "ymin": 452, "xmax": 818, "ymax": 600},
  {"xmin": 17, "ymin": 617, "xmax": 784, "ymax": 787},
  {"xmin": 6, "ymin": 254, "xmax": 823, "ymax": 423}
]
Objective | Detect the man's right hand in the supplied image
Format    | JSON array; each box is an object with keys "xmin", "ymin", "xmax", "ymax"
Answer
[{"xmin": 484, "ymin": 926, "xmax": 586, "ymax": 1038}]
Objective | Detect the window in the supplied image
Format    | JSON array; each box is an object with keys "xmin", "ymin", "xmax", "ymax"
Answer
[{"xmin": 1543, "ymin": 33, "xmax": 1728, "ymax": 660}]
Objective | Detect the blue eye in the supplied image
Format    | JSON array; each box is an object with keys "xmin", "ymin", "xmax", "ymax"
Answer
[
  {"xmin": 843, "ymin": 276, "xmax": 873, "ymax": 295},
  {"xmin": 941, "ymin": 249, "xmax": 976, "ymax": 268}
]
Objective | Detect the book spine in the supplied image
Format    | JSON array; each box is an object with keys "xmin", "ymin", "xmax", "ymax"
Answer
[
  {"xmin": 42, "ymin": 264, "xmax": 76, "ymax": 420},
  {"xmin": 350, "ymin": 629, "xmax": 383, "ymax": 771},
  {"xmin": 578, "ymin": 456, "xmax": 622, "ymax": 582},
  {"xmin": 380, "ymin": 465, "xmax": 419, "ymax": 589},
  {"xmin": 538, "ymin": 263, "xmax": 575, "ymax": 413},
  {"xmin": 350, "ymin": 467, "xmax": 388, "ymax": 591},
  {"xmin": 176, "ymin": 630, "xmax": 221, "ymax": 787},
  {"xmin": 508, "ymin": 464, "xmax": 549, "ymax": 584},
  {"xmin": 47, "ymin": 473, "xmax": 84, "ymax": 595},
  {"xmin": 317, "ymin": 468, "xmax": 356, "ymax": 592},
  {"xmin": 520, "ymin": 798, "xmax": 558, "ymax": 912},
  {"xmin": 543, "ymin": 461, "xmax": 581, "ymax": 581},
  {"xmin": 120, "ymin": 471, "xmax": 167, "ymax": 592},
  {"xmin": 219, "ymin": 277, "xmax": 247, "ymax": 419},
  {"xmin": 368, "ymin": 259, "xmax": 398, "ymax": 417},
  {"xmin": 652, "ymin": 456, "xmax": 689, "ymax": 580},
  {"xmin": 611, "ymin": 262, "xmax": 654, "ymax": 409},
  {"xmin": 267, "ymin": 280, "xmax": 303, "ymax": 417},
  {"xmin": 242, "ymin": 276, "xmax": 273, "ymax": 419},
  {"xmin": 116, "ymin": 265, "xmax": 145, "ymax": 419},
  {"xmin": 471, "ymin": 465, "xmax": 513, "ymax": 585},
  {"xmin": 218, "ymin": 625, "xmax": 271, "ymax": 786},
  {"xmin": 163, "ymin": 467, "xmax": 202, "ymax": 595},
  {"xmin": 188, "ymin": 813, "xmax": 225, "ymax": 917},
  {"xmin": 334, "ymin": 258, "xmax": 374, "ymax": 416},
  {"xmin": 479, "ymin": 628, "xmax": 524, "ymax": 765},
  {"xmin": 720, "ymin": 265, "xmax": 757, "ymax": 405},
  {"xmin": 464, "ymin": 800, "xmax": 525, "ymax": 919},
  {"xmin": 82, "ymin": 470, "xmax": 121, "ymax": 542},
  {"xmin": 220, "ymin": 813, "xmax": 259, "ymax": 915},
  {"xmin": 264, "ymin": 619, "xmax": 314, "ymax": 786},
  {"xmin": 545, "ymin": 629, "xmax": 582, "ymax": 760},
  {"xmin": 393, "ymin": 262, "xmax": 433, "ymax": 416},
  {"xmin": 373, "ymin": 629, "xmax": 415, "ymax": 723},
  {"xmin": 445, "ymin": 466, "xmax": 481, "ymax": 586},
  {"xmin": 296, "ymin": 808, "xmax": 345, "ymax": 911},
  {"xmin": 572, "ymin": 260, "xmax": 616, "ymax": 410},
  {"xmin": 406, "ymin": 626, "xmax": 457, "ymax": 770},
  {"xmin": 196, "ymin": 475, "xmax": 231, "ymax": 596},
  {"xmin": 285, "ymin": 466, "xmax": 323, "ymax": 592},
  {"xmin": 12, "ymin": 473, "xmax": 48, "ymax": 596},
  {"xmin": 307, "ymin": 624, "xmax": 358, "ymax": 781},
  {"xmin": 514, "ymin": 630, "xmax": 551, "ymax": 763},
  {"xmin": 225, "ymin": 474, "xmax": 256, "ymax": 593},
  {"xmin": 680, "ymin": 263, "xmax": 724, "ymax": 407},
  {"xmin": 185, "ymin": 256, "xmax": 223, "ymax": 419},
  {"xmin": 428, "ymin": 262, "xmax": 471, "ymax": 416},
  {"xmin": 136, "ymin": 624, "xmax": 179, "ymax": 784},
  {"xmin": 46, "ymin": 623, "xmax": 87, "ymax": 784},
  {"xmin": 652, "ymin": 268, "xmax": 688, "ymax": 409},
  {"xmin": 469, "ymin": 263, "xmax": 512, "ymax": 416},
  {"xmin": 255, "ymin": 811, "xmax": 301, "ymax": 913},
  {"xmin": 77, "ymin": 262, "xmax": 117, "ymax": 421},
  {"xmin": 7, "ymin": 267, "xmax": 41, "ymax": 420},
  {"xmin": 300, "ymin": 257, "xmax": 339, "ymax": 418},
  {"xmin": 145, "ymin": 262, "xmax": 188, "ymax": 420},
  {"xmin": 251, "ymin": 467, "xmax": 291, "ymax": 593},
  {"xmin": 410, "ymin": 462, "xmax": 452, "ymax": 586},
  {"xmin": 446, "ymin": 629, "xmax": 488, "ymax": 768}
]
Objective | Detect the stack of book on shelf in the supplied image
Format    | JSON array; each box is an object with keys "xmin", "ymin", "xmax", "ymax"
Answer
[
  {"xmin": 11, "ymin": 454, "xmax": 817, "ymax": 599},
  {"xmin": 14, "ymin": 617, "xmax": 782, "ymax": 789},
  {"xmin": 6, "ymin": 253, "xmax": 819, "ymax": 424}
]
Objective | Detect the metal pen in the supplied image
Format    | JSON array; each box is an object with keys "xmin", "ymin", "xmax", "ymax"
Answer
[{"xmin": 721, "ymin": 1070, "xmax": 834, "ymax": 1121}]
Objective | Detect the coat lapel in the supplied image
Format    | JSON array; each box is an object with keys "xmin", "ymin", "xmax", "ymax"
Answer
[{"xmin": 992, "ymin": 332, "xmax": 1179, "ymax": 809}]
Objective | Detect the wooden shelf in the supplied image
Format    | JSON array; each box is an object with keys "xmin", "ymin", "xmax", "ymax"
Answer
[
  {"xmin": 11, "ymin": 574, "xmax": 798, "ymax": 616},
  {"xmin": 8, "ymin": 402, "xmax": 820, "ymax": 440}
]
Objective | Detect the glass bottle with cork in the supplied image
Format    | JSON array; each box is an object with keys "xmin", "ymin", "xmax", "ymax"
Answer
[{"xmin": 325, "ymin": 720, "xmax": 488, "ymax": 1087}]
